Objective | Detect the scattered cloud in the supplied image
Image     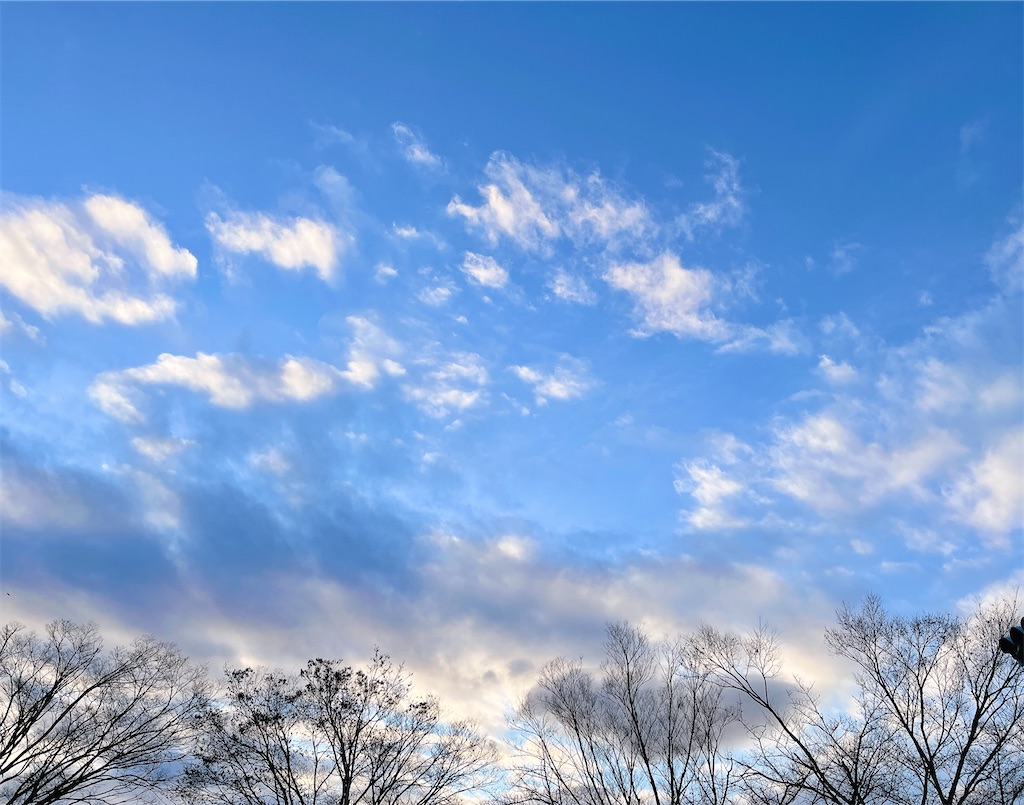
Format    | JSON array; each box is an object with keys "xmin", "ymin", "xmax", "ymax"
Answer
[
  {"xmin": 944, "ymin": 427, "xmax": 1023, "ymax": 545},
  {"xmin": 959, "ymin": 118, "xmax": 988, "ymax": 153},
  {"xmin": 547, "ymin": 268, "xmax": 597, "ymax": 305},
  {"xmin": 850, "ymin": 539, "xmax": 873, "ymax": 555},
  {"xmin": 0, "ymin": 193, "xmax": 195, "ymax": 324},
  {"xmin": 340, "ymin": 315, "xmax": 406, "ymax": 389},
  {"xmin": 206, "ymin": 209, "xmax": 344, "ymax": 281},
  {"xmin": 604, "ymin": 252, "xmax": 729, "ymax": 341},
  {"xmin": 0, "ymin": 310, "xmax": 43, "ymax": 343},
  {"xmin": 448, "ymin": 152, "xmax": 652, "ymax": 254},
  {"xmin": 818, "ymin": 354, "xmax": 857, "ymax": 384},
  {"xmin": 418, "ymin": 283, "xmax": 457, "ymax": 307},
  {"xmin": 131, "ymin": 436, "xmax": 195, "ymax": 462},
  {"xmin": 249, "ymin": 446, "xmax": 292, "ymax": 476},
  {"xmin": 391, "ymin": 122, "xmax": 442, "ymax": 169},
  {"xmin": 460, "ymin": 251, "xmax": 509, "ymax": 289},
  {"xmin": 717, "ymin": 320, "xmax": 804, "ymax": 355},
  {"xmin": 90, "ymin": 352, "xmax": 345, "ymax": 423},
  {"xmin": 374, "ymin": 263, "xmax": 398, "ymax": 283},
  {"xmin": 310, "ymin": 121, "xmax": 355, "ymax": 147},
  {"xmin": 403, "ymin": 351, "xmax": 488, "ymax": 418},
  {"xmin": 677, "ymin": 149, "xmax": 746, "ymax": 241},
  {"xmin": 827, "ymin": 241, "xmax": 861, "ymax": 275},
  {"xmin": 675, "ymin": 459, "xmax": 747, "ymax": 530},
  {"xmin": 985, "ymin": 217, "xmax": 1023, "ymax": 294},
  {"xmin": 448, "ymin": 153, "xmax": 558, "ymax": 250},
  {"xmin": 510, "ymin": 356, "xmax": 595, "ymax": 405}
]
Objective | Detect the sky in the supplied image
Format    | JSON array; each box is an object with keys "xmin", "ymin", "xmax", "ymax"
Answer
[{"xmin": 1, "ymin": 3, "xmax": 1022, "ymax": 734}]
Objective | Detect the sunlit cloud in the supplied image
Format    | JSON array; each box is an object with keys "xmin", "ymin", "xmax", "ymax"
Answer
[
  {"xmin": 0, "ymin": 192, "xmax": 195, "ymax": 324},
  {"xmin": 206, "ymin": 209, "xmax": 344, "ymax": 281}
]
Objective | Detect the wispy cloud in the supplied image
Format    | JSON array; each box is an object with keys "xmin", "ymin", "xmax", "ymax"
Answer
[
  {"xmin": 0, "ymin": 193, "xmax": 195, "ymax": 324},
  {"xmin": 603, "ymin": 252, "xmax": 729, "ymax": 341},
  {"xmin": 944, "ymin": 426, "xmax": 1023, "ymax": 545},
  {"xmin": 310, "ymin": 121, "xmax": 355, "ymax": 147},
  {"xmin": 460, "ymin": 251, "xmax": 509, "ymax": 289},
  {"xmin": 674, "ymin": 459, "xmax": 747, "ymax": 530},
  {"xmin": 985, "ymin": 217, "xmax": 1023, "ymax": 294},
  {"xmin": 510, "ymin": 356, "xmax": 595, "ymax": 405},
  {"xmin": 677, "ymin": 149, "xmax": 746, "ymax": 241},
  {"xmin": 392, "ymin": 122, "xmax": 442, "ymax": 169},
  {"xmin": 89, "ymin": 352, "xmax": 347, "ymax": 423},
  {"xmin": 547, "ymin": 268, "xmax": 597, "ymax": 305},
  {"xmin": 827, "ymin": 241, "xmax": 861, "ymax": 275},
  {"xmin": 447, "ymin": 153, "xmax": 558, "ymax": 250},
  {"xmin": 403, "ymin": 351, "xmax": 489, "ymax": 418},
  {"xmin": 131, "ymin": 436, "xmax": 195, "ymax": 462},
  {"xmin": 448, "ymin": 152, "xmax": 652, "ymax": 253},
  {"xmin": 817, "ymin": 354, "xmax": 857, "ymax": 384}
]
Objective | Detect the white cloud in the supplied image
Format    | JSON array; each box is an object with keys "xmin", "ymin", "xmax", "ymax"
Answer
[
  {"xmin": 448, "ymin": 153, "xmax": 558, "ymax": 250},
  {"xmin": 818, "ymin": 354, "xmax": 857, "ymax": 384},
  {"xmin": 340, "ymin": 315, "xmax": 405, "ymax": 390},
  {"xmin": 769, "ymin": 414, "xmax": 965, "ymax": 514},
  {"xmin": 828, "ymin": 241, "xmax": 861, "ymax": 275},
  {"xmin": 547, "ymin": 268, "xmax": 597, "ymax": 305},
  {"xmin": 913, "ymin": 358, "xmax": 969, "ymax": 413},
  {"xmin": 310, "ymin": 121, "xmax": 354, "ymax": 147},
  {"xmin": 205, "ymin": 210, "xmax": 342, "ymax": 281},
  {"xmin": 404, "ymin": 351, "xmax": 489, "ymax": 418},
  {"xmin": 131, "ymin": 436, "xmax": 194, "ymax": 462},
  {"xmin": 510, "ymin": 356, "xmax": 594, "ymax": 405},
  {"xmin": 675, "ymin": 460, "xmax": 747, "ymax": 530},
  {"xmin": 604, "ymin": 252, "xmax": 729, "ymax": 341},
  {"xmin": 0, "ymin": 310, "xmax": 43, "ymax": 343},
  {"xmin": 391, "ymin": 122, "xmax": 442, "ymax": 169},
  {"xmin": 959, "ymin": 118, "xmax": 988, "ymax": 153},
  {"xmin": 819, "ymin": 312, "xmax": 861, "ymax": 340},
  {"xmin": 448, "ymin": 152, "xmax": 653, "ymax": 254},
  {"xmin": 249, "ymin": 447, "xmax": 292, "ymax": 476},
  {"xmin": 418, "ymin": 284, "xmax": 456, "ymax": 307},
  {"xmin": 985, "ymin": 218, "xmax": 1023, "ymax": 294},
  {"xmin": 374, "ymin": 263, "xmax": 398, "ymax": 283},
  {"xmin": 717, "ymin": 320, "xmax": 804, "ymax": 355},
  {"xmin": 90, "ymin": 352, "xmax": 344, "ymax": 423},
  {"xmin": 850, "ymin": 539, "xmax": 873, "ymax": 555},
  {"xmin": 0, "ymin": 193, "xmax": 195, "ymax": 324},
  {"xmin": 945, "ymin": 427, "xmax": 1023, "ymax": 544},
  {"xmin": 393, "ymin": 224, "xmax": 421, "ymax": 239},
  {"xmin": 460, "ymin": 252, "xmax": 509, "ymax": 289},
  {"xmin": 677, "ymin": 149, "xmax": 745, "ymax": 241},
  {"xmin": 83, "ymin": 195, "xmax": 197, "ymax": 279}
]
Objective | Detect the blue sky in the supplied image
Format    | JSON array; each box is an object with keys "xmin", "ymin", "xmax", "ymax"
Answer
[{"xmin": 2, "ymin": 3, "xmax": 1022, "ymax": 729}]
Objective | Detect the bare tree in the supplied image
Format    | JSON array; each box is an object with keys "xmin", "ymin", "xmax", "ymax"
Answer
[
  {"xmin": 826, "ymin": 594, "xmax": 1024, "ymax": 805},
  {"xmin": 0, "ymin": 619, "xmax": 209, "ymax": 805},
  {"xmin": 696, "ymin": 594, "xmax": 1024, "ymax": 805},
  {"xmin": 506, "ymin": 622, "xmax": 739, "ymax": 805},
  {"xmin": 180, "ymin": 651, "xmax": 498, "ymax": 805},
  {"xmin": 696, "ymin": 621, "xmax": 901, "ymax": 805}
]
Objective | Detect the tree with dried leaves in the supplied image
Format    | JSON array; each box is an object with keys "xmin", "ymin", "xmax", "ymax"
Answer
[
  {"xmin": 0, "ymin": 619, "xmax": 209, "ymax": 805},
  {"xmin": 696, "ymin": 594, "xmax": 1024, "ymax": 805},
  {"xmin": 179, "ymin": 650, "xmax": 498, "ymax": 805},
  {"xmin": 506, "ymin": 622, "xmax": 739, "ymax": 805}
]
